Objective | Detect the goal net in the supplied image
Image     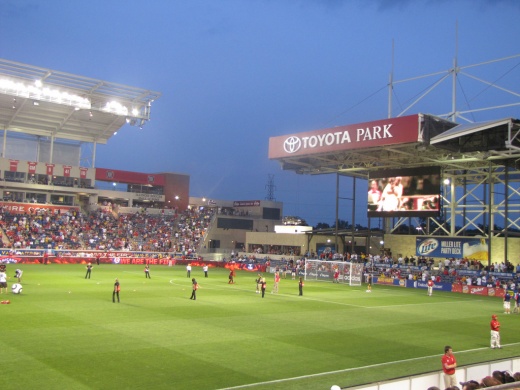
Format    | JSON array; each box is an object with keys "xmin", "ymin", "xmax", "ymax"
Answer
[{"xmin": 304, "ymin": 260, "xmax": 364, "ymax": 286}]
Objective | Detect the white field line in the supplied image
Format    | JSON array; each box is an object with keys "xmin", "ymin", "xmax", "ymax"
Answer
[
  {"xmin": 123, "ymin": 270, "xmax": 486, "ymax": 308},
  {"xmin": 216, "ymin": 343, "xmax": 520, "ymax": 389}
]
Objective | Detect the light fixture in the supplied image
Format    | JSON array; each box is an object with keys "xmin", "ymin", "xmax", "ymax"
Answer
[
  {"xmin": 0, "ymin": 77, "xmax": 90, "ymax": 109},
  {"xmin": 33, "ymin": 101, "xmax": 39, "ymax": 106},
  {"xmin": 443, "ymin": 178, "xmax": 450, "ymax": 185}
]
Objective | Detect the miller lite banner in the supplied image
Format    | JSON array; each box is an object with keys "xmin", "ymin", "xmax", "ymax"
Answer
[
  {"xmin": 268, "ymin": 114, "xmax": 421, "ymax": 159},
  {"xmin": 416, "ymin": 237, "xmax": 488, "ymax": 260}
]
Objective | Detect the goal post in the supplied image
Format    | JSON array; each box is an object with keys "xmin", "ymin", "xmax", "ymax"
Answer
[{"xmin": 304, "ymin": 260, "xmax": 364, "ymax": 286}]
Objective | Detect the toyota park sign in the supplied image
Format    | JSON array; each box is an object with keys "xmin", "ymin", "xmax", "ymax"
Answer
[{"xmin": 269, "ymin": 114, "xmax": 421, "ymax": 158}]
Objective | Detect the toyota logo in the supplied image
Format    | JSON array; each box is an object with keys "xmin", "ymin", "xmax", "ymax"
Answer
[{"xmin": 283, "ymin": 136, "xmax": 301, "ymax": 154}]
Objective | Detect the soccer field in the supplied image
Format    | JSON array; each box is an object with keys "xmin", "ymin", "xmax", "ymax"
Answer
[{"xmin": 1, "ymin": 263, "xmax": 518, "ymax": 390}]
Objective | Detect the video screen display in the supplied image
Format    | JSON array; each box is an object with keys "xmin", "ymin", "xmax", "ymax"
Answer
[{"xmin": 367, "ymin": 166, "xmax": 441, "ymax": 218}]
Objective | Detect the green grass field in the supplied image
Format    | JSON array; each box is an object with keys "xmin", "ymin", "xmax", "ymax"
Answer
[{"xmin": 0, "ymin": 264, "xmax": 519, "ymax": 390}]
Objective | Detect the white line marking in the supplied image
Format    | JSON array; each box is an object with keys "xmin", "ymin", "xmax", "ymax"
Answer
[{"xmin": 216, "ymin": 343, "xmax": 520, "ymax": 389}]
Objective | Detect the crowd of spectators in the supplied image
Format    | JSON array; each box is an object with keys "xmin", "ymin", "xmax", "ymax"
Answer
[
  {"xmin": 0, "ymin": 203, "xmax": 214, "ymax": 255},
  {"xmin": 429, "ymin": 369, "xmax": 520, "ymax": 389}
]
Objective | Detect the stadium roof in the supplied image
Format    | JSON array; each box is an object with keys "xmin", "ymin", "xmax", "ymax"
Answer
[
  {"xmin": 0, "ymin": 58, "xmax": 161, "ymax": 144},
  {"xmin": 269, "ymin": 114, "xmax": 520, "ymax": 180}
]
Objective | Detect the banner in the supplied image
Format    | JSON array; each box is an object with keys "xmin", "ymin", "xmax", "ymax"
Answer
[
  {"xmin": 416, "ymin": 237, "xmax": 488, "ymax": 260},
  {"xmin": 9, "ymin": 159, "xmax": 19, "ymax": 172},
  {"xmin": 28, "ymin": 161, "xmax": 37, "ymax": 174},
  {"xmin": 80, "ymin": 167, "xmax": 88, "ymax": 179},
  {"xmin": 46, "ymin": 163, "xmax": 55, "ymax": 175},
  {"xmin": 0, "ymin": 202, "xmax": 79, "ymax": 216},
  {"xmin": 63, "ymin": 165, "xmax": 72, "ymax": 177}
]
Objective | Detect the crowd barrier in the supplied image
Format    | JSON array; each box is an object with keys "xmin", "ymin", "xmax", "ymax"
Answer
[
  {"xmin": 373, "ymin": 276, "xmax": 506, "ymax": 298},
  {"xmin": 0, "ymin": 252, "xmax": 266, "ymax": 272},
  {"xmin": 349, "ymin": 357, "xmax": 520, "ymax": 390}
]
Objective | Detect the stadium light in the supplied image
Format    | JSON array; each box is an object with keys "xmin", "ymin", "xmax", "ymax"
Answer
[{"xmin": 0, "ymin": 76, "xmax": 91, "ymax": 109}]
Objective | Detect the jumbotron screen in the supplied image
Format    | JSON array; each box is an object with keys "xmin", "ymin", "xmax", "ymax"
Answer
[{"xmin": 367, "ymin": 166, "xmax": 441, "ymax": 218}]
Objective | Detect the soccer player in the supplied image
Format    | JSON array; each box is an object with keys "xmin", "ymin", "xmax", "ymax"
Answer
[
  {"xmin": 333, "ymin": 269, "xmax": 339, "ymax": 283},
  {"xmin": 15, "ymin": 269, "xmax": 23, "ymax": 283},
  {"xmin": 190, "ymin": 278, "xmax": 199, "ymax": 300},
  {"xmin": 0, "ymin": 268, "xmax": 7, "ymax": 294},
  {"xmin": 298, "ymin": 277, "xmax": 304, "ymax": 296},
  {"xmin": 228, "ymin": 269, "xmax": 235, "ymax": 284},
  {"xmin": 490, "ymin": 314, "xmax": 501, "ymax": 349},
  {"xmin": 113, "ymin": 278, "xmax": 120, "ymax": 303},
  {"xmin": 256, "ymin": 273, "xmax": 262, "ymax": 293},
  {"xmin": 427, "ymin": 278, "xmax": 434, "ymax": 296},
  {"xmin": 85, "ymin": 262, "xmax": 92, "ymax": 279},
  {"xmin": 261, "ymin": 277, "xmax": 266, "ymax": 298},
  {"xmin": 144, "ymin": 265, "xmax": 151, "ymax": 279},
  {"xmin": 503, "ymin": 292, "xmax": 511, "ymax": 314},
  {"xmin": 441, "ymin": 345, "xmax": 457, "ymax": 388},
  {"xmin": 186, "ymin": 264, "xmax": 191, "ymax": 278},
  {"xmin": 203, "ymin": 264, "xmax": 208, "ymax": 277},
  {"xmin": 272, "ymin": 272, "xmax": 280, "ymax": 294},
  {"xmin": 514, "ymin": 290, "xmax": 520, "ymax": 314}
]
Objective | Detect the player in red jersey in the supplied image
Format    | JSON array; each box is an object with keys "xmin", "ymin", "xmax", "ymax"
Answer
[
  {"xmin": 441, "ymin": 345, "xmax": 457, "ymax": 388},
  {"xmin": 490, "ymin": 314, "xmax": 501, "ymax": 349},
  {"xmin": 427, "ymin": 278, "xmax": 434, "ymax": 296}
]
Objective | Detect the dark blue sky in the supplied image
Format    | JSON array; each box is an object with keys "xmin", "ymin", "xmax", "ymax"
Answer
[{"xmin": 1, "ymin": 0, "xmax": 519, "ymax": 227}]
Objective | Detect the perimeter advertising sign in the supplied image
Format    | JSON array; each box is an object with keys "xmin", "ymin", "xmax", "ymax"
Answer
[
  {"xmin": 416, "ymin": 237, "xmax": 488, "ymax": 260},
  {"xmin": 268, "ymin": 114, "xmax": 420, "ymax": 158}
]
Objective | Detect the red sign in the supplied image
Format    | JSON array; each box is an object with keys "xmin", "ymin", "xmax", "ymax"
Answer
[
  {"xmin": 0, "ymin": 202, "xmax": 79, "ymax": 215},
  {"xmin": 268, "ymin": 114, "xmax": 420, "ymax": 159},
  {"xmin": 63, "ymin": 165, "xmax": 71, "ymax": 177},
  {"xmin": 46, "ymin": 163, "xmax": 55, "ymax": 175},
  {"xmin": 9, "ymin": 159, "xmax": 19, "ymax": 172},
  {"xmin": 80, "ymin": 167, "xmax": 88, "ymax": 178},
  {"xmin": 95, "ymin": 167, "xmax": 165, "ymax": 186},
  {"xmin": 28, "ymin": 161, "xmax": 37, "ymax": 174}
]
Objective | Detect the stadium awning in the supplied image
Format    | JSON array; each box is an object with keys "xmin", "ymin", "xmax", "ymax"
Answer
[
  {"xmin": 0, "ymin": 58, "xmax": 161, "ymax": 144},
  {"xmin": 430, "ymin": 117, "xmax": 520, "ymax": 157}
]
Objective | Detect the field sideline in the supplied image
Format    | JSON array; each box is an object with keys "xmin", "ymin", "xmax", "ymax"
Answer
[{"xmin": 1, "ymin": 263, "xmax": 518, "ymax": 390}]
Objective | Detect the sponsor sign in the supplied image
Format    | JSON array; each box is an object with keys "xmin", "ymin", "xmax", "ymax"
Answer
[
  {"xmin": 0, "ymin": 256, "xmax": 19, "ymax": 264},
  {"xmin": 0, "ymin": 250, "xmax": 43, "ymax": 256},
  {"xmin": 268, "ymin": 115, "xmax": 420, "ymax": 159},
  {"xmin": 95, "ymin": 167, "xmax": 165, "ymax": 186},
  {"xmin": 416, "ymin": 237, "xmax": 488, "ymax": 260},
  {"xmin": 0, "ymin": 202, "xmax": 79, "ymax": 215},
  {"xmin": 135, "ymin": 193, "xmax": 164, "ymax": 202},
  {"xmin": 233, "ymin": 200, "xmax": 261, "ymax": 207}
]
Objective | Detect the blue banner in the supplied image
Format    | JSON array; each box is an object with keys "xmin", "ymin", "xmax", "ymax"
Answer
[{"xmin": 416, "ymin": 237, "xmax": 488, "ymax": 260}]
